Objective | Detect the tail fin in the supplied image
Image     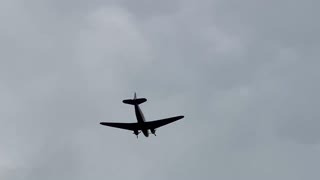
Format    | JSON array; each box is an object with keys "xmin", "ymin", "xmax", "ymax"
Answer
[{"xmin": 123, "ymin": 92, "xmax": 147, "ymax": 105}]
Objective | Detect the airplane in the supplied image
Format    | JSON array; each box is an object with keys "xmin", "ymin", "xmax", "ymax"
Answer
[{"xmin": 100, "ymin": 93, "xmax": 184, "ymax": 138}]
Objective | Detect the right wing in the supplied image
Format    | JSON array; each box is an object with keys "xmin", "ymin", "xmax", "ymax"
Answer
[
  {"xmin": 145, "ymin": 115, "xmax": 184, "ymax": 130},
  {"xmin": 100, "ymin": 122, "xmax": 139, "ymax": 131}
]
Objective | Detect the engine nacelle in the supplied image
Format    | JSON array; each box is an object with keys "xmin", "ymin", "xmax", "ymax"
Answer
[{"xmin": 134, "ymin": 130, "xmax": 140, "ymax": 135}]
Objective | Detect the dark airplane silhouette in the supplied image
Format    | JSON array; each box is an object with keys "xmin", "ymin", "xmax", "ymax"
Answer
[{"xmin": 100, "ymin": 93, "xmax": 184, "ymax": 138}]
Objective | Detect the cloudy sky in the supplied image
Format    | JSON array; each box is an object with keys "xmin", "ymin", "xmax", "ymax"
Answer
[{"xmin": 1, "ymin": 0, "xmax": 320, "ymax": 179}]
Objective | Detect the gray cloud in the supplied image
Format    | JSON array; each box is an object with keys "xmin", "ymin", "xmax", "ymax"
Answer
[{"xmin": 1, "ymin": 0, "xmax": 320, "ymax": 179}]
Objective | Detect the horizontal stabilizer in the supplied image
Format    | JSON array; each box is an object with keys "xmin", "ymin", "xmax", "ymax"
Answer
[{"xmin": 123, "ymin": 98, "xmax": 147, "ymax": 105}]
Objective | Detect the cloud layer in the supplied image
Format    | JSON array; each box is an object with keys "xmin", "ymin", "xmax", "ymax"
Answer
[{"xmin": 1, "ymin": 0, "xmax": 319, "ymax": 179}]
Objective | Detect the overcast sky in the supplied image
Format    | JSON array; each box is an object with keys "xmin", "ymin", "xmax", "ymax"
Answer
[{"xmin": 1, "ymin": 0, "xmax": 320, "ymax": 179}]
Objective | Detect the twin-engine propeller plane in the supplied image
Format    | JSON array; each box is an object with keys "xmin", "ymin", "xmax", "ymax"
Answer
[{"xmin": 100, "ymin": 93, "xmax": 184, "ymax": 138}]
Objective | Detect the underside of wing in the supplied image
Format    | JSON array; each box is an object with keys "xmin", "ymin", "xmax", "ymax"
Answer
[
  {"xmin": 100, "ymin": 122, "xmax": 139, "ymax": 131},
  {"xmin": 145, "ymin": 115, "xmax": 184, "ymax": 130}
]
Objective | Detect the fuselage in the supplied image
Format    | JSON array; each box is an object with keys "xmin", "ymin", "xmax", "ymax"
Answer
[{"xmin": 134, "ymin": 104, "xmax": 149, "ymax": 137}]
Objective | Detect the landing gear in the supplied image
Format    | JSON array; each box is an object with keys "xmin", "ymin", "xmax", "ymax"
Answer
[
  {"xmin": 151, "ymin": 129, "xmax": 156, "ymax": 136},
  {"xmin": 133, "ymin": 130, "xmax": 140, "ymax": 139}
]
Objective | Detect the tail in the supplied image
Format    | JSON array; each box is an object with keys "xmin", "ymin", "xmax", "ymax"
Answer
[{"xmin": 123, "ymin": 92, "xmax": 147, "ymax": 105}]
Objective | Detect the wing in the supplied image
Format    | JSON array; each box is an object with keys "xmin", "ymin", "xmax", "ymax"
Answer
[
  {"xmin": 145, "ymin": 115, "xmax": 184, "ymax": 129},
  {"xmin": 100, "ymin": 122, "xmax": 139, "ymax": 131}
]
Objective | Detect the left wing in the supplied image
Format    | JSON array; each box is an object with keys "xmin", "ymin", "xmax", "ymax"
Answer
[
  {"xmin": 100, "ymin": 122, "xmax": 139, "ymax": 131},
  {"xmin": 145, "ymin": 115, "xmax": 184, "ymax": 130}
]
